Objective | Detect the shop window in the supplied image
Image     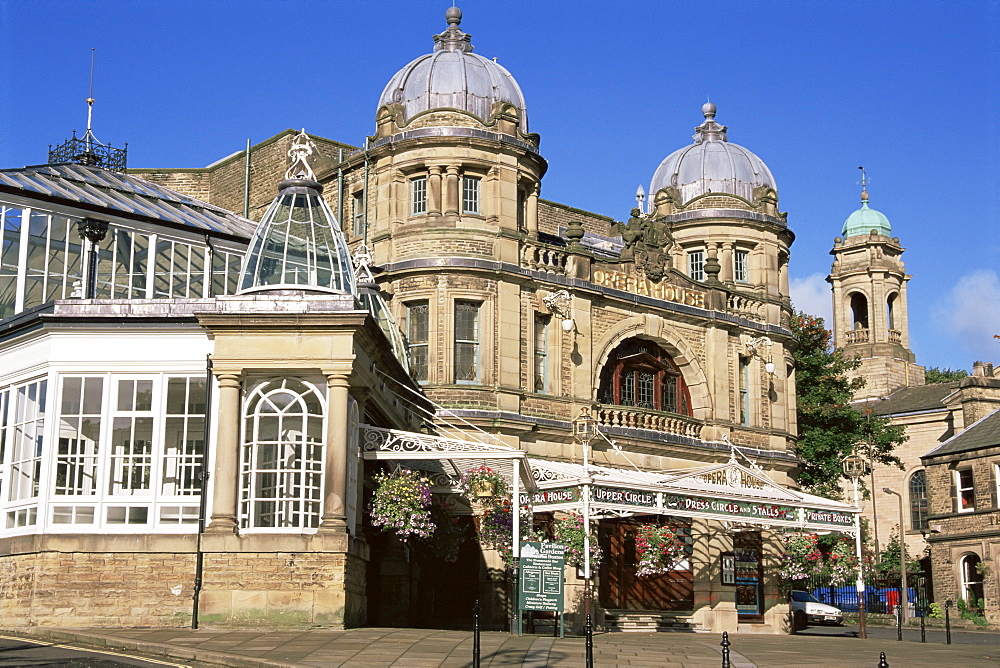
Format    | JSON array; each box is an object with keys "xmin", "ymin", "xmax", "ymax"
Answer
[
  {"xmin": 407, "ymin": 301, "xmax": 429, "ymax": 382},
  {"xmin": 734, "ymin": 249, "xmax": 749, "ymax": 283},
  {"xmin": 534, "ymin": 313, "xmax": 550, "ymax": 393},
  {"xmin": 687, "ymin": 250, "xmax": 705, "ymax": 282},
  {"xmin": 410, "ymin": 176, "xmax": 427, "ymax": 215},
  {"xmin": 462, "ymin": 176, "xmax": 481, "ymax": 214},
  {"xmin": 956, "ymin": 468, "xmax": 975, "ymax": 513},
  {"xmin": 454, "ymin": 301, "xmax": 481, "ymax": 383},
  {"xmin": 240, "ymin": 378, "xmax": 324, "ymax": 530},
  {"xmin": 597, "ymin": 338, "xmax": 692, "ymax": 415},
  {"xmin": 908, "ymin": 469, "xmax": 928, "ymax": 531}
]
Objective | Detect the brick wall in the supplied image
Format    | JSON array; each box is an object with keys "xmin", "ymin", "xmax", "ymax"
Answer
[{"xmin": 538, "ymin": 200, "xmax": 616, "ymax": 237}]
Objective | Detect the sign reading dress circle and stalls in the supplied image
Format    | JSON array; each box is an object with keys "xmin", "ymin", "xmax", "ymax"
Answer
[{"xmin": 518, "ymin": 541, "xmax": 566, "ymax": 612}]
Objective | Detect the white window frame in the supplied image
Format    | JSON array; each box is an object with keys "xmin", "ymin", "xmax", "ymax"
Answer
[
  {"xmin": 462, "ymin": 175, "xmax": 481, "ymax": 215},
  {"xmin": 410, "ymin": 176, "xmax": 427, "ymax": 215},
  {"xmin": 352, "ymin": 191, "xmax": 365, "ymax": 238},
  {"xmin": 956, "ymin": 468, "xmax": 976, "ymax": 513},
  {"xmin": 534, "ymin": 313, "xmax": 550, "ymax": 393},
  {"xmin": 734, "ymin": 249, "xmax": 750, "ymax": 283},
  {"xmin": 688, "ymin": 250, "xmax": 705, "ymax": 282}
]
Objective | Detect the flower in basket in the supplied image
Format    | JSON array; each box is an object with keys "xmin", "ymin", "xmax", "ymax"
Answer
[
  {"xmin": 458, "ymin": 465, "xmax": 509, "ymax": 506},
  {"xmin": 552, "ymin": 513, "xmax": 603, "ymax": 570},
  {"xmin": 370, "ymin": 468, "xmax": 435, "ymax": 541},
  {"xmin": 476, "ymin": 501, "xmax": 535, "ymax": 567},
  {"xmin": 779, "ymin": 532, "xmax": 825, "ymax": 582},
  {"xmin": 823, "ymin": 538, "xmax": 859, "ymax": 586},
  {"xmin": 635, "ymin": 524, "xmax": 686, "ymax": 577}
]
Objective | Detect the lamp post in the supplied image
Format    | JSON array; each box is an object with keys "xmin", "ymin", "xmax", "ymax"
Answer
[
  {"xmin": 842, "ymin": 450, "xmax": 867, "ymax": 639},
  {"xmin": 883, "ymin": 487, "xmax": 908, "ymax": 631},
  {"xmin": 572, "ymin": 408, "xmax": 598, "ymax": 625}
]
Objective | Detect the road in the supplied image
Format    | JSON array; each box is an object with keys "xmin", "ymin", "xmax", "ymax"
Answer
[
  {"xmin": 798, "ymin": 622, "xmax": 1000, "ymax": 646},
  {"xmin": 0, "ymin": 634, "xmax": 192, "ymax": 667}
]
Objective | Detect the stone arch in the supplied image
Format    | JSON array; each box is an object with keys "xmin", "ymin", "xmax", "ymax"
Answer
[
  {"xmin": 847, "ymin": 290, "xmax": 870, "ymax": 330},
  {"xmin": 592, "ymin": 313, "xmax": 712, "ymax": 419}
]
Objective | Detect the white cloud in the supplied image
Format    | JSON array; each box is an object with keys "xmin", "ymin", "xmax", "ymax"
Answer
[
  {"xmin": 790, "ymin": 273, "xmax": 833, "ymax": 325},
  {"xmin": 935, "ymin": 270, "xmax": 1000, "ymax": 364}
]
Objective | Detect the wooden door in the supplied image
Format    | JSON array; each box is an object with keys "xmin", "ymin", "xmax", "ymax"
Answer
[{"xmin": 600, "ymin": 518, "xmax": 693, "ymax": 610}]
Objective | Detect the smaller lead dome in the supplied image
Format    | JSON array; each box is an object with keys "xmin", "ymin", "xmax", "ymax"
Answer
[
  {"xmin": 649, "ymin": 105, "xmax": 776, "ymax": 205},
  {"xmin": 377, "ymin": 8, "xmax": 528, "ymax": 132},
  {"xmin": 842, "ymin": 190, "xmax": 892, "ymax": 237}
]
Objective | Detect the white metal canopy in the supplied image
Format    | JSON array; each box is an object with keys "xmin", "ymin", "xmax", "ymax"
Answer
[{"xmin": 360, "ymin": 425, "xmax": 859, "ymax": 537}]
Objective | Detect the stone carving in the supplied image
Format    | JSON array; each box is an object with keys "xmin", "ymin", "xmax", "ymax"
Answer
[{"xmin": 618, "ymin": 208, "xmax": 674, "ymax": 282}]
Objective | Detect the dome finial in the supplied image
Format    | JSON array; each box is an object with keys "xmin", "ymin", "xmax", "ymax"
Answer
[
  {"xmin": 858, "ymin": 165, "xmax": 869, "ymax": 203},
  {"xmin": 434, "ymin": 6, "xmax": 473, "ymax": 52},
  {"xmin": 702, "ymin": 100, "xmax": 717, "ymax": 120}
]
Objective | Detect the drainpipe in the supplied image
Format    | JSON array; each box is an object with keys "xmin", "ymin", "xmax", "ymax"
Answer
[{"xmin": 192, "ymin": 354, "xmax": 214, "ymax": 629}]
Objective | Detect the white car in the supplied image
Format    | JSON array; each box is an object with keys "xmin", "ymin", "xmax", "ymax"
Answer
[{"xmin": 791, "ymin": 590, "xmax": 843, "ymax": 627}]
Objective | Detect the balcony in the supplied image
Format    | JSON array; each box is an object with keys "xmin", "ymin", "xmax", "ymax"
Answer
[
  {"xmin": 596, "ymin": 405, "xmax": 703, "ymax": 439},
  {"xmin": 521, "ymin": 241, "xmax": 567, "ymax": 274},
  {"xmin": 845, "ymin": 328, "xmax": 870, "ymax": 344}
]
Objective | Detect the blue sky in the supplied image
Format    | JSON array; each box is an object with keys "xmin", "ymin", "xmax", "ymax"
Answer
[{"xmin": 1, "ymin": 0, "xmax": 997, "ymax": 373}]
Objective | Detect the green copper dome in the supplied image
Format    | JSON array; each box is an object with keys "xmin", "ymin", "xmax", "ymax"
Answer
[{"xmin": 842, "ymin": 191, "xmax": 891, "ymax": 237}]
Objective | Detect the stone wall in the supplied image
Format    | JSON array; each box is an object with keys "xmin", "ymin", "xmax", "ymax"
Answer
[{"xmin": 538, "ymin": 199, "xmax": 616, "ymax": 237}]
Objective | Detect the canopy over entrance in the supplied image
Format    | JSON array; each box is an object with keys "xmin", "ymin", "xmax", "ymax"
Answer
[{"xmin": 361, "ymin": 425, "xmax": 858, "ymax": 547}]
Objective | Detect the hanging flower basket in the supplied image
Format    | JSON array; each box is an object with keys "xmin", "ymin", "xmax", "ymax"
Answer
[
  {"xmin": 425, "ymin": 504, "xmax": 468, "ymax": 563},
  {"xmin": 635, "ymin": 524, "xmax": 686, "ymax": 577},
  {"xmin": 458, "ymin": 466, "xmax": 509, "ymax": 505},
  {"xmin": 552, "ymin": 513, "xmax": 603, "ymax": 570},
  {"xmin": 779, "ymin": 532, "xmax": 825, "ymax": 583},
  {"xmin": 370, "ymin": 469, "xmax": 435, "ymax": 542}
]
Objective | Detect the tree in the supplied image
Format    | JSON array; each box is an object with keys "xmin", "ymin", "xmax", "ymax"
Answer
[
  {"xmin": 924, "ymin": 367, "xmax": 968, "ymax": 384},
  {"xmin": 790, "ymin": 312, "xmax": 907, "ymax": 498}
]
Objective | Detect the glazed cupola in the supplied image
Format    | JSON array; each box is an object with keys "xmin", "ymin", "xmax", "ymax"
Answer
[
  {"xmin": 239, "ymin": 131, "xmax": 356, "ymax": 295},
  {"xmin": 376, "ymin": 7, "xmax": 529, "ymax": 132},
  {"xmin": 649, "ymin": 103, "xmax": 776, "ymax": 205}
]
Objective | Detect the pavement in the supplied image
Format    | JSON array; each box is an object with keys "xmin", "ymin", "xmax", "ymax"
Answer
[{"xmin": 11, "ymin": 625, "xmax": 1000, "ymax": 668}]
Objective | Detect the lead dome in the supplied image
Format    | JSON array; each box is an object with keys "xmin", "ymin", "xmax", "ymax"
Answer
[
  {"xmin": 649, "ymin": 104, "xmax": 776, "ymax": 204},
  {"xmin": 376, "ymin": 8, "xmax": 528, "ymax": 132},
  {"xmin": 842, "ymin": 190, "xmax": 892, "ymax": 237}
]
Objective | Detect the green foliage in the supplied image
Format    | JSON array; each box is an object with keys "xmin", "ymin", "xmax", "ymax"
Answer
[
  {"xmin": 925, "ymin": 367, "xmax": 969, "ymax": 384},
  {"xmin": 927, "ymin": 602, "xmax": 944, "ymax": 619},
  {"xmin": 874, "ymin": 528, "xmax": 921, "ymax": 575},
  {"xmin": 790, "ymin": 312, "xmax": 907, "ymax": 497},
  {"xmin": 956, "ymin": 597, "xmax": 988, "ymax": 625}
]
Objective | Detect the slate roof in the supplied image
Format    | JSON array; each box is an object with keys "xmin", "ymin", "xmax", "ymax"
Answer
[
  {"xmin": 860, "ymin": 382, "xmax": 961, "ymax": 416},
  {"xmin": 923, "ymin": 408, "xmax": 1000, "ymax": 459},
  {"xmin": 0, "ymin": 163, "xmax": 256, "ymax": 239}
]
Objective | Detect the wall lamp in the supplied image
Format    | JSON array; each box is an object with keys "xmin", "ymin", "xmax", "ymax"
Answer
[
  {"xmin": 745, "ymin": 336, "xmax": 775, "ymax": 375},
  {"xmin": 543, "ymin": 289, "xmax": 575, "ymax": 332}
]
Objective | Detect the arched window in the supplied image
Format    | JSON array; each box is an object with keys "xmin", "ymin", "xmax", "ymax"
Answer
[
  {"xmin": 908, "ymin": 469, "xmax": 928, "ymax": 531},
  {"xmin": 849, "ymin": 292, "xmax": 869, "ymax": 330},
  {"xmin": 597, "ymin": 339, "xmax": 692, "ymax": 415},
  {"xmin": 241, "ymin": 378, "xmax": 325, "ymax": 530},
  {"xmin": 960, "ymin": 554, "xmax": 985, "ymax": 609}
]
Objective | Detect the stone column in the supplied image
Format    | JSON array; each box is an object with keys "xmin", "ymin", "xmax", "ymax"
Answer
[
  {"xmin": 320, "ymin": 372, "xmax": 351, "ymax": 531},
  {"xmin": 720, "ymin": 242, "xmax": 734, "ymax": 283},
  {"xmin": 428, "ymin": 165, "xmax": 443, "ymax": 216},
  {"xmin": 206, "ymin": 373, "xmax": 241, "ymax": 533},
  {"xmin": 526, "ymin": 183, "xmax": 539, "ymax": 237},
  {"xmin": 444, "ymin": 164, "xmax": 460, "ymax": 215}
]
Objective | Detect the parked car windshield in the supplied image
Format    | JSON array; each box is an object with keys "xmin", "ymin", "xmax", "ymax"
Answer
[{"xmin": 791, "ymin": 591, "xmax": 820, "ymax": 603}]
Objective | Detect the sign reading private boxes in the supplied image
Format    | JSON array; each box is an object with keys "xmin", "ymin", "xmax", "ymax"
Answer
[{"xmin": 518, "ymin": 541, "xmax": 566, "ymax": 612}]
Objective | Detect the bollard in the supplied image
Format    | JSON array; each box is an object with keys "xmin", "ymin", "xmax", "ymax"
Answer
[
  {"xmin": 920, "ymin": 604, "xmax": 925, "ymax": 643},
  {"xmin": 896, "ymin": 600, "xmax": 902, "ymax": 641},
  {"xmin": 585, "ymin": 613, "xmax": 594, "ymax": 668},
  {"xmin": 721, "ymin": 630, "xmax": 731, "ymax": 668},
  {"xmin": 945, "ymin": 600, "xmax": 952, "ymax": 645},
  {"xmin": 472, "ymin": 600, "xmax": 481, "ymax": 668},
  {"xmin": 878, "ymin": 650, "xmax": 889, "ymax": 668}
]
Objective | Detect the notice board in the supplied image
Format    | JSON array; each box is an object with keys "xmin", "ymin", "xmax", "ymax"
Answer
[{"xmin": 518, "ymin": 541, "xmax": 566, "ymax": 612}]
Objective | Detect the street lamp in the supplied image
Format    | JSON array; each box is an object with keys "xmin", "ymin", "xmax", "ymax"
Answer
[
  {"xmin": 572, "ymin": 408, "xmax": 598, "ymax": 626},
  {"xmin": 842, "ymin": 450, "xmax": 867, "ymax": 639},
  {"xmin": 883, "ymin": 486, "xmax": 908, "ymax": 634}
]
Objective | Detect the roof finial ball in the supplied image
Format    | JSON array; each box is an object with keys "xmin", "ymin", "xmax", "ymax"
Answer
[
  {"xmin": 446, "ymin": 6, "xmax": 462, "ymax": 26},
  {"xmin": 702, "ymin": 101, "xmax": 717, "ymax": 120}
]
